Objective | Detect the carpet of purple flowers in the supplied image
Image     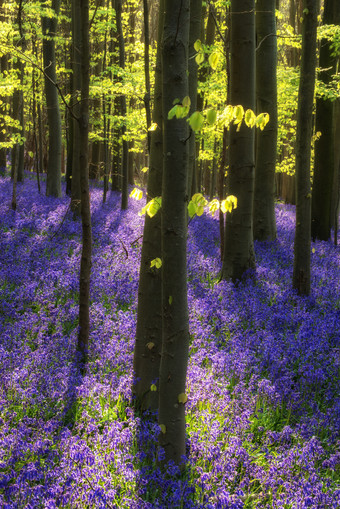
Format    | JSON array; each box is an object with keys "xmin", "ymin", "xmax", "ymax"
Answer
[{"xmin": 0, "ymin": 174, "xmax": 339, "ymax": 508}]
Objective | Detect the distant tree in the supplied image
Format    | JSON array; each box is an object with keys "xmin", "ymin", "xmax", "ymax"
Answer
[
  {"xmin": 253, "ymin": 0, "xmax": 277, "ymax": 241},
  {"xmin": 221, "ymin": 0, "xmax": 256, "ymax": 281},
  {"xmin": 71, "ymin": 0, "xmax": 82, "ymax": 214},
  {"xmin": 311, "ymin": 0, "xmax": 340, "ymax": 241},
  {"xmin": 41, "ymin": 0, "xmax": 62, "ymax": 198},
  {"xmin": 293, "ymin": 0, "xmax": 319, "ymax": 295}
]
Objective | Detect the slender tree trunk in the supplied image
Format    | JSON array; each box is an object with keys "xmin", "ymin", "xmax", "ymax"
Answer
[
  {"xmin": 41, "ymin": 0, "xmax": 62, "ymax": 197},
  {"xmin": 253, "ymin": 0, "xmax": 277, "ymax": 241},
  {"xmin": 158, "ymin": 0, "xmax": 190, "ymax": 466},
  {"xmin": 71, "ymin": 0, "xmax": 82, "ymax": 215},
  {"xmin": 311, "ymin": 0, "xmax": 340, "ymax": 240},
  {"xmin": 293, "ymin": 0, "xmax": 319, "ymax": 296},
  {"xmin": 188, "ymin": 0, "xmax": 203, "ymax": 195},
  {"xmin": 221, "ymin": 0, "xmax": 256, "ymax": 281},
  {"xmin": 115, "ymin": 0, "xmax": 129, "ymax": 209},
  {"xmin": 77, "ymin": 0, "xmax": 92, "ymax": 363},
  {"xmin": 133, "ymin": 0, "xmax": 164, "ymax": 414},
  {"xmin": 143, "ymin": 0, "xmax": 152, "ymax": 153}
]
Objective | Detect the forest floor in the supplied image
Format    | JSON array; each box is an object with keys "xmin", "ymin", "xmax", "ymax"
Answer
[{"xmin": 0, "ymin": 174, "xmax": 339, "ymax": 509}]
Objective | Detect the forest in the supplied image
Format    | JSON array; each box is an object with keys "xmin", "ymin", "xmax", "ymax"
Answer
[{"xmin": 0, "ymin": 0, "xmax": 340, "ymax": 507}]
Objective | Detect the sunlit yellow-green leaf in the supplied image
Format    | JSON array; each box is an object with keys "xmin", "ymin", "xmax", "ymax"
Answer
[
  {"xmin": 182, "ymin": 96, "xmax": 191, "ymax": 108},
  {"xmin": 160, "ymin": 424, "xmax": 166, "ymax": 434},
  {"xmin": 233, "ymin": 105, "xmax": 244, "ymax": 125},
  {"xmin": 146, "ymin": 342, "xmax": 155, "ymax": 350},
  {"xmin": 194, "ymin": 39, "xmax": 202, "ymax": 52},
  {"xmin": 150, "ymin": 384, "xmax": 157, "ymax": 392},
  {"xmin": 148, "ymin": 123, "xmax": 158, "ymax": 131},
  {"xmin": 188, "ymin": 201, "xmax": 197, "ymax": 218},
  {"xmin": 150, "ymin": 257, "xmax": 162, "ymax": 269},
  {"xmin": 221, "ymin": 195, "xmax": 238, "ymax": 213},
  {"xmin": 168, "ymin": 105, "xmax": 178, "ymax": 120},
  {"xmin": 141, "ymin": 166, "xmax": 148, "ymax": 173},
  {"xmin": 169, "ymin": 295, "xmax": 173, "ymax": 305},
  {"xmin": 244, "ymin": 109, "xmax": 256, "ymax": 128},
  {"xmin": 195, "ymin": 51, "xmax": 205, "ymax": 65},
  {"xmin": 189, "ymin": 111, "xmax": 205, "ymax": 132},
  {"xmin": 208, "ymin": 198, "xmax": 220, "ymax": 215},
  {"xmin": 129, "ymin": 188, "xmax": 143, "ymax": 201},
  {"xmin": 208, "ymin": 51, "xmax": 219, "ymax": 70},
  {"xmin": 206, "ymin": 108, "xmax": 217, "ymax": 125},
  {"xmin": 178, "ymin": 393, "xmax": 188, "ymax": 404}
]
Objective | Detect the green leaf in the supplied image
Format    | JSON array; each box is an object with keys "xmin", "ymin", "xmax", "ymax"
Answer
[
  {"xmin": 208, "ymin": 198, "xmax": 220, "ymax": 215},
  {"xmin": 233, "ymin": 105, "xmax": 244, "ymax": 125},
  {"xmin": 221, "ymin": 195, "xmax": 238, "ymax": 213},
  {"xmin": 244, "ymin": 109, "xmax": 256, "ymax": 128},
  {"xmin": 148, "ymin": 123, "xmax": 158, "ymax": 131},
  {"xmin": 168, "ymin": 105, "xmax": 178, "ymax": 119},
  {"xmin": 206, "ymin": 108, "xmax": 217, "ymax": 125},
  {"xmin": 141, "ymin": 166, "xmax": 148, "ymax": 173},
  {"xmin": 188, "ymin": 201, "xmax": 197, "ymax": 218},
  {"xmin": 150, "ymin": 384, "xmax": 157, "ymax": 392},
  {"xmin": 150, "ymin": 257, "xmax": 162, "ymax": 269},
  {"xmin": 178, "ymin": 393, "xmax": 188, "ymax": 404},
  {"xmin": 160, "ymin": 424, "xmax": 166, "ymax": 434},
  {"xmin": 195, "ymin": 52, "xmax": 205, "ymax": 65},
  {"xmin": 208, "ymin": 51, "xmax": 219, "ymax": 70},
  {"xmin": 169, "ymin": 295, "xmax": 173, "ymax": 305},
  {"xmin": 189, "ymin": 111, "xmax": 205, "ymax": 132},
  {"xmin": 182, "ymin": 96, "xmax": 191, "ymax": 108},
  {"xmin": 194, "ymin": 39, "xmax": 202, "ymax": 52},
  {"xmin": 146, "ymin": 342, "xmax": 155, "ymax": 350},
  {"xmin": 129, "ymin": 187, "xmax": 143, "ymax": 200}
]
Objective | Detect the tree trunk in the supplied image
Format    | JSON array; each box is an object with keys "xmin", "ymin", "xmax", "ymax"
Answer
[
  {"xmin": 311, "ymin": 0, "xmax": 340, "ymax": 240},
  {"xmin": 188, "ymin": 0, "xmax": 203, "ymax": 196},
  {"xmin": 115, "ymin": 0, "xmax": 129, "ymax": 209},
  {"xmin": 158, "ymin": 0, "xmax": 190, "ymax": 466},
  {"xmin": 77, "ymin": 0, "xmax": 92, "ymax": 363},
  {"xmin": 71, "ymin": 0, "xmax": 82, "ymax": 215},
  {"xmin": 221, "ymin": 0, "xmax": 256, "ymax": 281},
  {"xmin": 42, "ymin": 0, "xmax": 62, "ymax": 198},
  {"xmin": 293, "ymin": 0, "xmax": 319, "ymax": 296},
  {"xmin": 253, "ymin": 0, "xmax": 277, "ymax": 241},
  {"xmin": 143, "ymin": 0, "xmax": 152, "ymax": 152},
  {"xmin": 133, "ymin": 0, "xmax": 164, "ymax": 414}
]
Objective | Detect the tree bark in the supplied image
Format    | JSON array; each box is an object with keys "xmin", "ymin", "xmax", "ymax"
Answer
[
  {"xmin": 115, "ymin": 0, "xmax": 129, "ymax": 209},
  {"xmin": 253, "ymin": 0, "xmax": 277, "ymax": 241},
  {"xmin": 293, "ymin": 0, "xmax": 319, "ymax": 296},
  {"xmin": 221, "ymin": 0, "xmax": 256, "ymax": 281},
  {"xmin": 133, "ymin": 0, "xmax": 164, "ymax": 413},
  {"xmin": 311, "ymin": 0, "xmax": 340, "ymax": 240},
  {"xmin": 71, "ymin": 0, "xmax": 82, "ymax": 215},
  {"xmin": 158, "ymin": 0, "xmax": 190, "ymax": 466},
  {"xmin": 77, "ymin": 0, "xmax": 92, "ymax": 363},
  {"xmin": 41, "ymin": 0, "xmax": 62, "ymax": 198}
]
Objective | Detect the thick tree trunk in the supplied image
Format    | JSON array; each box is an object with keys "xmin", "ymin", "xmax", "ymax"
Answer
[
  {"xmin": 253, "ymin": 0, "xmax": 277, "ymax": 241},
  {"xmin": 293, "ymin": 0, "xmax": 319, "ymax": 296},
  {"xmin": 158, "ymin": 0, "xmax": 190, "ymax": 466},
  {"xmin": 311, "ymin": 0, "xmax": 340, "ymax": 241},
  {"xmin": 42, "ymin": 0, "xmax": 62, "ymax": 198},
  {"xmin": 133, "ymin": 0, "xmax": 164, "ymax": 413},
  {"xmin": 77, "ymin": 0, "xmax": 92, "ymax": 363},
  {"xmin": 221, "ymin": 0, "xmax": 256, "ymax": 281}
]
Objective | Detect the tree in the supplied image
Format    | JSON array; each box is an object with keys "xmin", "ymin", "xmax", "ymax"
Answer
[
  {"xmin": 158, "ymin": 0, "xmax": 190, "ymax": 465},
  {"xmin": 253, "ymin": 0, "xmax": 277, "ymax": 241},
  {"xmin": 311, "ymin": 0, "xmax": 340, "ymax": 241},
  {"xmin": 41, "ymin": 0, "xmax": 62, "ymax": 198},
  {"xmin": 77, "ymin": 0, "xmax": 92, "ymax": 362},
  {"xmin": 71, "ymin": 0, "xmax": 82, "ymax": 214},
  {"xmin": 293, "ymin": 0, "xmax": 319, "ymax": 295},
  {"xmin": 133, "ymin": 0, "xmax": 164, "ymax": 413},
  {"xmin": 221, "ymin": 0, "xmax": 256, "ymax": 281},
  {"xmin": 115, "ymin": 0, "xmax": 129, "ymax": 210}
]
